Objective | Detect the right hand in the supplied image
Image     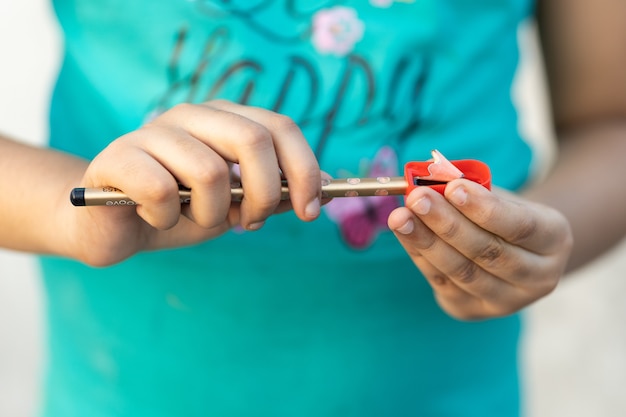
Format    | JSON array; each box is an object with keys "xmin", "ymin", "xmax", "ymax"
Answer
[{"xmin": 64, "ymin": 100, "xmax": 322, "ymax": 266}]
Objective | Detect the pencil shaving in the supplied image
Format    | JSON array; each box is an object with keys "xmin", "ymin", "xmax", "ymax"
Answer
[{"xmin": 419, "ymin": 150, "xmax": 465, "ymax": 182}]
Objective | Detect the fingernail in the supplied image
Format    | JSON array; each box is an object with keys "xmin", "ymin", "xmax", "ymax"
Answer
[
  {"xmin": 305, "ymin": 197, "xmax": 321, "ymax": 219},
  {"xmin": 247, "ymin": 221, "xmax": 265, "ymax": 231},
  {"xmin": 396, "ymin": 219, "xmax": 414, "ymax": 235},
  {"xmin": 412, "ymin": 196, "xmax": 431, "ymax": 215},
  {"xmin": 450, "ymin": 186, "xmax": 468, "ymax": 206}
]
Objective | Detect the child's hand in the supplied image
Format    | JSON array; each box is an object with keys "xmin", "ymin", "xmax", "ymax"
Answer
[
  {"xmin": 387, "ymin": 179, "xmax": 573, "ymax": 320},
  {"xmin": 66, "ymin": 100, "xmax": 322, "ymax": 266}
]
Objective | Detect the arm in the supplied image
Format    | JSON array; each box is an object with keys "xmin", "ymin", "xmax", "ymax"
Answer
[
  {"xmin": 529, "ymin": 0, "xmax": 626, "ymax": 271},
  {"xmin": 0, "ymin": 135, "xmax": 87, "ymax": 256}
]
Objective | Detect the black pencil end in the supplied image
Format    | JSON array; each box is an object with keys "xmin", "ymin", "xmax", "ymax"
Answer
[{"xmin": 70, "ymin": 188, "xmax": 86, "ymax": 206}]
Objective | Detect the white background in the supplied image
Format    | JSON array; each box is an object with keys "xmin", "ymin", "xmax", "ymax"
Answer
[{"xmin": 1, "ymin": 1, "xmax": 626, "ymax": 416}]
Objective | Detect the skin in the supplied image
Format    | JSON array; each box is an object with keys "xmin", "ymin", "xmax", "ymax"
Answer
[
  {"xmin": 387, "ymin": 181, "xmax": 572, "ymax": 320},
  {"xmin": 1, "ymin": 1, "xmax": 625, "ymax": 321},
  {"xmin": 0, "ymin": 101, "xmax": 323, "ymax": 266},
  {"xmin": 388, "ymin": 0, "xmax": 626, "ymax": 319}
]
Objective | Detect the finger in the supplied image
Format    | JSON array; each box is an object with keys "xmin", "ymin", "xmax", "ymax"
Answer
[
  {"xmin": 146, "ymin": 211, "xmax": 235, "ymax": 251},
  {"xmin": 400, "ymin": 184, "xmax": 556, "ymax": 294},
  {"xmin": 445, "ymin": 179, "xmax": 571, "ymax": 254},
  {"xmin": 155, "ymin": 102, "xmax": 286, "ymax": 229},
  {"xmin": 207, "ymin": 100, "xmax": 322, "ymax": 221},
  {"xmin": 130, "ymin": 125, "xmax": 232, "ymax": 229},
  {"xmin": 392, "ymin": 191, "xmax": 518, "ymax": 301},
  {"xmin": 86, "ymin": 141, "xmax": 182, "ymax": 230},
  {"xmin": 389, "ymin": 207, "xmax": 508, "ymax": 319},
  {"xmin": 271, "ymin": 171, "xmax": 333, "ymax": 214},
  {"xmin": 388, "ymin": 208, "xmax": 462, "ymax": 293},
  {"xmin": 411, "ymin": 254, "xmax": 495, "ymax": 321}
]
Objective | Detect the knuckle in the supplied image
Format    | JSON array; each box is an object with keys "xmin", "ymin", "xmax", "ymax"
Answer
[
  {"xmin": 474, "ymin": 201, "xmax": 499, "ymax": 225},
  {"xmin": 242, "ymin": 188, "xmax": 281, "ymax": 217},
  {"xmin": 146, "ymin": 103, "xmax": 196, "ymax": 126},
  {"xmin": 474, "ymin": 237, "xmax": 506, "ymax": 265},
  {"xmin": 152, "ymin": 217, "xmax": 179, "ymax": 231},
  {"xmin": 267, "ymin": 113, "xmax": 301, "ymax": 135},
  {"xmin": 169, "ymin": 102, "xmax": 195, "ymax": 116},
  {"xmin": 251, "ymin": 194, "xmax": 280, "ymax": 213},
  {"xmin": 96, "ymin": 135, "xmax": 138, "ymax": 163},
  {"xmin": 299, "ymin": 163, "xmax": 322, "ymax": 183},
  {"xmin": 193, "ymin": 216, "xmax": 218, "ymax": 229},
  {"xmin": 136, "ymin": 205, "xmax": 179, "ymax": 231},
  {"xmin": 142, "ymin": 179, "xmax": 179, "ymax": 204},
  {"xmin": 237, "ymin": 123, "xmax": 273, "ymax": 151},
  {"xmin": 191, "ymin": 160, "xmax": 230, "ymax": 187},
  {"xmin": 512, "ymin": 261, "xmax": 534, "ymax": 282},
  {"xmin": 288, "ymin": 163, "xmax": 322, "ymax": 197},
  {"xmin": 414, "ymin": 232, "xmax": 438, "ymax": 252},
  {"xmin": 190, "ymin": 209, "xmax": 226, "ymax": 230},
  {"xmin": 510, "ymin": 215, "xmax": 538, "ymax": 245},
  {"xmin": 431, "ymin": 273, "xmax": 448, "ymax": 286},
  {"xmin": 439, "ymin": 219, "xmax": 462, "ymax": 240},
  {"xmin": 451, "ymin": 260, "xmax": 479, "ymax": 284}
]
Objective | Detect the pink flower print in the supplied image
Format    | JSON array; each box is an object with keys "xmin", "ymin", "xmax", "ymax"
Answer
[
  {"xmin": 312, "ymin": 7, "xmax": 365, "ymax": 56},
  {"xmin": 324, "ymin": 147, "xmax": 401, "ymax": 250}
]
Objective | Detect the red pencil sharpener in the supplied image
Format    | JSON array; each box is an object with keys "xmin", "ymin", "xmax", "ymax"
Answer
[{"xmin": 403, "ymin": 159, "xmax": 492, "ymax": 196}]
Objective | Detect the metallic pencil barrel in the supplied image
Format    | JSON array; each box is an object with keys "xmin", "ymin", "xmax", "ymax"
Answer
[{"xmin": 71, "ymin": 176, "xmax": 410, "ymax": 207}]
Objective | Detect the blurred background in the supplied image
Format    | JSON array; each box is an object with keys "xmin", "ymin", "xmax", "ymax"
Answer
[{"xmin": 1, "ymin": 2, "xmax": 625, "ymax": 416}]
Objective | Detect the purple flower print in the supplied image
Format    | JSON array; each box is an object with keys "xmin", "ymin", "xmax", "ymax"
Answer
[
  {"xmin": 312, "ymin": 6, "xmax": 365, "ymax": 56},
  {"xmin": 324, "ymin": 147, "xmax": 401, "ymax": 249}
]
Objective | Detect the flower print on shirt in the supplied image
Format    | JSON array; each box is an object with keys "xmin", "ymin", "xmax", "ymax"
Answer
[
  {"xmin": 370, "ymin": 0, "xmax": 416, "ymax": 8},
  {"xmin": 370, "ymin": 0, "xmax": 394, "ymax": 7},
  {"xmin": 312, "ymin": 6, "xmax": 365, "ymax": 56},
  {"xmin": 324, "ymin": 146, "xmax": 401, "ymax": 250}
]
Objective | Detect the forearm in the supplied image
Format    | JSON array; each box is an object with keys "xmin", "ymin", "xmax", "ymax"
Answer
[
  {"xmin": 0, "ymin": 135, "xmax": 88, "ymax": 256},
  {"xmin": 523, "ymin": 121, "xmax": 626, "ymax": 273}
]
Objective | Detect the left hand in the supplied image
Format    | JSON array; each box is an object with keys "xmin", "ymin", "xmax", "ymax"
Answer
[{"xmin": 387, "ymin": 178, "xmax": 573, "ymax": 321}]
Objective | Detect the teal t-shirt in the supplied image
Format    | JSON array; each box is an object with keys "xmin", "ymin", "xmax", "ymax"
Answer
[{"xmin": 41, "ymin": 1, "xmax": 534, "ymax": 416}]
